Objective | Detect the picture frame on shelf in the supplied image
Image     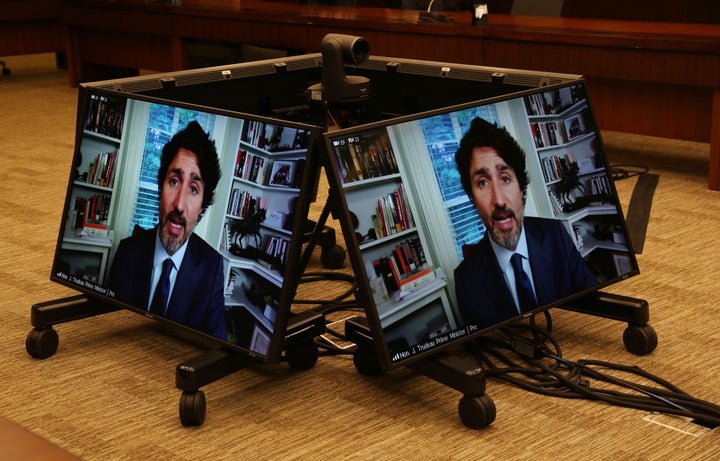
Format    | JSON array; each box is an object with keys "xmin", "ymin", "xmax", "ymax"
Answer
[
  {"xmin": 564, "ymin": 113, "xmax": 586, "ymax": 140},
  {"xmin": 269, "ymin": 160, "xmax": 296, "ymax": 187}
]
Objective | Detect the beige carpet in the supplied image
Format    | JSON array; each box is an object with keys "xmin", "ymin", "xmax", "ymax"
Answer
[{"xmin": 1, "ymin": 53, "xmax": 719, "ymax": 460}]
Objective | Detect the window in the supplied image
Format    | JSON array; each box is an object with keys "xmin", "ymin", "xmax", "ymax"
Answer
[
  {"xmin": 418, "ymin": 105, "xmax": 500, "ymax": 259},
  {"xmin": 128, "ymin": 104, "xmax": 216, "ymax": 235}
]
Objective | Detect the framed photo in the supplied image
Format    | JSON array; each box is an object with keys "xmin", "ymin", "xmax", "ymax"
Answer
[
  {"xmin": 269, "ymin": 160, "xmax": 296, "ymax": 187},
  {"xmin": 564, "ymin": 114, "xmax": 586, "ymax": 140}
]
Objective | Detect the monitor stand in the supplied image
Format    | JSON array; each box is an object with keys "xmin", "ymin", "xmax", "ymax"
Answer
[
  {"xmin": 342, "ymin": 287, "xmax": 655, "ymax": 429},
  {"xmin": 24, "ymin": 294, "xmax": 326, "ymax": 426},
  {"xmin": 345, "ymin": 316, "xmax": 497, "ymax": 429}
]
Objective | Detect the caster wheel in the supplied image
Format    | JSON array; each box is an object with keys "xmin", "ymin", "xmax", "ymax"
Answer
[
  {"xmin": 458, "ymin": 394, "xmax": 496, "ymax": 429},
  {"xmin": 26, "ymin": 327, "xmax": 59, "ymax": 359},
  {"xmin": 353, "ymin": 343, "xmax": 382, "ymax": 376},
  {"xmin": 286, "ymin": 340, "xmax": 319, "ymax": 370},
  {"xmin": 179, "ymin": 390, "xmax": 206, "ymax": 427},
  {"xmin": 623, "ymin": 324, "xmax": 658, "ymax": 356}
]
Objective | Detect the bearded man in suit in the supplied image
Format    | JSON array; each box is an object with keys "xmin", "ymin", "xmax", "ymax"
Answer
[
  {"xmin": 454, "ymin": 117, "xmax": 597, "ymax": 329},
  {"xmin": 109, "ymin": 121, "xmax": 227, "ymax": 340}
]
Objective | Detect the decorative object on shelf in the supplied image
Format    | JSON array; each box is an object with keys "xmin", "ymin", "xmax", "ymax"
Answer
[
  {"xmin": 555, "ymin": 160, "xmax": 585, "ymax": 209},
  {"xmin": 228, "ymin": 198, "xmax": 266, "ymax": 256}
]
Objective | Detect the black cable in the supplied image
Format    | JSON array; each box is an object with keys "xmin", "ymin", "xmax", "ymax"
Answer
[
  {"xmin": 466, "ymin": 325, "xmax": 720, "ymax": 427},
  {"xmin": 293, "ymin": 271, "xmax": 357, "ymax": 307},
  {"xmin": 609, "ymin": 163, "xmax": 649, "ymax": 181}
]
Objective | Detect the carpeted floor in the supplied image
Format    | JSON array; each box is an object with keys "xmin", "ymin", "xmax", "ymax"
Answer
[{"xmin": 1, "ymin": 53, "xmax": 719, "ymax": 460}]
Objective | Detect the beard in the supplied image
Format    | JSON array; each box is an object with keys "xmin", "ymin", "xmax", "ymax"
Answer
[
  {"xmin": 488, "ymin": 205, "xmax": 522, "ymax": 251},
  {"xmin": 159, "ymin": 209, "xmax": 191, "ymax": 255}
]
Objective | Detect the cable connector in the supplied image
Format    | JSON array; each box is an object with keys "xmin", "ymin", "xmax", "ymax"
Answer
[{"xmin": 511, "ymin": 335, "xmax": 544, "ymax": 359}]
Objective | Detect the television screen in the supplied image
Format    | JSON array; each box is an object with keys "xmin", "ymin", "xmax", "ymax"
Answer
[
  {"xmin": 323, "ymin": 79, "xmax": 639, "ymax": 370},
  {"xmin": 50, "ymin": 86, "xmax": 320, "ymax": 363}
]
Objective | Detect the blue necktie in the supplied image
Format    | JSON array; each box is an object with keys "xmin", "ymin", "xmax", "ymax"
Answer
[
  {"xmin": 150, "ymin": 258, "xmax": 173, "ymax": 315},
  {"xmin": 511, "ymin": 253, "xmax": 537, "ymax": 313}
]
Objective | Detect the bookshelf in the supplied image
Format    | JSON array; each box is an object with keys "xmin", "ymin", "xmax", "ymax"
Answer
[
  {"xmin": 59, "ymin": 95, "xmax": 127, "ymax": 285},
  {"xmin": 218, "ymin": 120, "xmax": 311, "ymax": 347},
  {"xmin": 330, "ymin": 128, "xmax": 455, "ymax": 339},
  {"xmin": 522, "ymin": 85, "xmax": 632, "ymax": 277}
]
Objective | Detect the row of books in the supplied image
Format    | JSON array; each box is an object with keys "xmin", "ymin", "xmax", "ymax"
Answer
[
  {"xmin": 333, "ymin": 130, "xmax": 399, "ymax": 184},
  {"xmin": 84, "ymin": 94, "xmax": 126, "ymax": 139},
  {"xmin": 540, "ymin": 153, "xmax": 575, "ymax": 184},
  {"xmin": 70, "ymin": 194, "xmax": 111, "ymax": 235},
  {"xmin": 371, "ymin": 237, "xmax": 433, "ymax": 299},
  {"xmin": 234, "ymin": 149, "xmax": 304, "ymax": 188},
  {"xmin": 227, "ymin": 189, "xmax": 266, "ymax": 219},
  {"xmin": 523, "ymin": 85, "xmax": 584, "ymax": 116},
  {"xmin": 263, "ymin": 235, "xmax": 290, "ymax": 266},
  {"xmin": 589, "ymin": 174, "xmax": 611, "ymax": 196},
  {"xmin": 371, "ymin": 183, "xmax": 414, "ymax": 238},
  {"xmin": 84, "ymin": 151, "xmax": 118, "ymax": 188},
  {"xmin": 530, "ymin": 121, "xmax": 565, "ymax": 149},
  {"xmin": 241, "ymin": 121, "xmax": 309, "ymax": 153}
]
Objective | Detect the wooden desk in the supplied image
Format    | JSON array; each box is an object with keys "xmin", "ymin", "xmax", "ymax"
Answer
[
  {"xmin": 60, "ymin": 0, "xmax": 720, "ymax": 189},
  {"xmin": 0, "ymin": 0, "xmax": 64, "ymax": 58}
]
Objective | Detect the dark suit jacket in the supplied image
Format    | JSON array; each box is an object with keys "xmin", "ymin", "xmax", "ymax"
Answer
[
  {"xmin": 108, "ymin": 226, "xmax": 227, "ymax": 340},
  {"xmin": 454, "ymin": 217, "xmax": 597, "ymax": 329}
]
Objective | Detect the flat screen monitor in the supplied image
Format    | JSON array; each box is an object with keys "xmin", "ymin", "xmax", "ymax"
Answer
[
  {"xmin": 50, "ymin": 85, "xmax": 321, "ymax": 364},
  {"xmin": 323, "ymin": 78, "xmax": 639, "ymax": 371}
]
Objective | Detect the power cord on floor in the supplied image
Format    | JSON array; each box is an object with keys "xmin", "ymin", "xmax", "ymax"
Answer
[
  {"xmin": 465, "ymin": 320, "xmax": 720, "ymax": 428},
  {"xmin": 610, "ymin": 163, "xmax": 650, "ymax": 181}
]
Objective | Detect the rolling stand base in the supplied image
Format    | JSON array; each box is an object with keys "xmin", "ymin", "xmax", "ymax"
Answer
[
  {"xmin": 25, "ymin": 294, "xmax": 325, "ymax": 427},
  {"xmin": 344, "ymin": 290, "xmax": 655, "ymax": 429},
  {"xmin": 557, "ymin": 291, "xmax": 657, "ymax": 355},
  {"xmin": 176, "ymin": 310, "xmax": 325, "ymax": 426},
  {"xmin": 345, "ymin": 317, "xmax": 496, "ymax": 429},
  {"xmin": 26, "ymin": 295, "xmax": 121, "ymax": 359}
]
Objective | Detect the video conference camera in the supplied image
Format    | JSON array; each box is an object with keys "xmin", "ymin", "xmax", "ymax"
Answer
[{"xmin": 307, "ymin": 34, "xmax": 371, "ymax": 104}]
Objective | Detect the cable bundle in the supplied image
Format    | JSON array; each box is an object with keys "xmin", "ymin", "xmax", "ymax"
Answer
[{"xmin": 466, "ymin": 321, "xmax": 720, "ymax": 428}]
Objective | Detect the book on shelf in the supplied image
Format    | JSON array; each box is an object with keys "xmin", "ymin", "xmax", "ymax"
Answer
[
  {"xmin": 333, "ymin": 129, "xmax": 399, "ymax": 184},
  {"xmin": 235, "ymin": 149, "xmax": 272, "ymax": 185},
  {"xmin": 372, "ymin": 183, "xmax": 414, "ymax": 238},
  {"xmin": 547, "ymin": 190, "xmax": 565, "ymax": 216},
  {"xmin": 264, "ymin": 235, "xmax": 290, "ymax": 266},
  {"xmin": 371, "ymin": 237, "xmax": 431, "ymax": 296},
  {"xmin": 589, "ymin": 174, "xmax": 611, "ymax": 196},
  {"xmin": 523, "ymin": 85, "xmax": 584, "ymax": 116},
  {"xmin": 540, "ymin": 152, "xmax": 576, "ymax": 183},
  {"xmin": 85, "ymin": 151, "xmax": 118, "ymax": 188},
  {"xmin": 236, "ymin": 146, "xmax": 304, "ymax": 189},
  {"xmin": 530, "ymin": 121, "xmax": 564, "ymax": 149},
  {"xmin": 572, "ymin": 225, "xmax": 585, "ymax": 250},
  {"xmin": 84, "ymin": 94, "xmax": 126, "ymax": 139},
  {"xmin": 70, "ymin": 194, "xmax": 110, "ymax": 237},
  {"xmin": 241, "ymin": 121, "xmax": 309, "ymax": 152},
  {"xmin": 227, "ymin": 189, "xmax": 266, "ymax": 219}
]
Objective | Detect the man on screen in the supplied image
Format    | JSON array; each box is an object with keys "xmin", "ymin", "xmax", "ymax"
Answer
[
  {"xmin": 109, "ymin": 121, "xmax": 227, "ymax": 340},
  {"xmin": 454, "ymin": 117, "xmax": 597, "ymax": 328}
]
